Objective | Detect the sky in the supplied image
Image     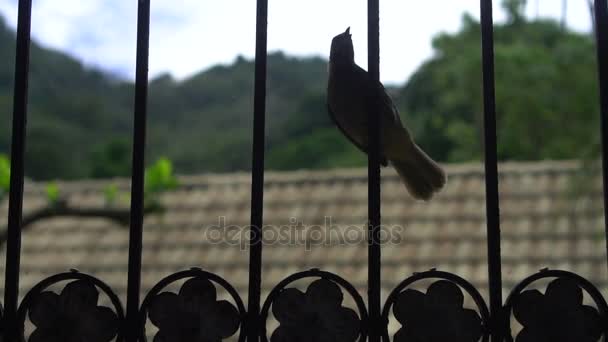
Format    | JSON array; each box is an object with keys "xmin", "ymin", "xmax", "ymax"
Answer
[{"xmin": 0, "ymin": 0, "xmax": 594, "ymax": 85}]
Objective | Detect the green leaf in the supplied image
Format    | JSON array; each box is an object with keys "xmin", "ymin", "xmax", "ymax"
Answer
[
  {"xmin": 45, "ymin": 182, "xmax": 60, "ymax": 204},
  {"xmin": 104, "ymin": 184, "xmax": 118, "ymax": 206},
  {"xmin": 0, "ymin": 154, "xmax": 9, "ymax": 200},
  {"xmin": 145, "ymin": 157, "xmax": 178, "ymax": 195}
]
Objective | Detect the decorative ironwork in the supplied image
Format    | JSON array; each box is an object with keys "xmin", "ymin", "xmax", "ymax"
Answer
[
  {"xmin": 16, "ymin": 271, "xmax": 124, "ymax": 342},
  {"xmin": 260, "ymin": 269, "xmax": 368, "ymax": 342},
  {"xmin": 504, "ymin": 269, "xmax": 608, "ymax": 342},
  {"xmin": 383, "ymin": 270, "xmax": 490, "ymax": 342},
  {"xmin": 0, "ymin": 301, "xmax": 4, "ymax": 341},
  {"xmin": 139, "ymin": 268, "xmax": 246, "ymax": 342},
  {"xmin": 270, "ymin": 279, "xmax": 359, "ymax": 341}
]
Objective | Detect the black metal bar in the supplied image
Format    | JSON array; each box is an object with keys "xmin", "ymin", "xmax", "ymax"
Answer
[
  {"xmin": 248, "ymin": 0, "xmax": 268, "ymax": 339},
  {"xmin": 480, "ymin": 0, "xmax": 503, "ymax": 340},
  {"xmin": 594, "ymin": 0, "xmax": 608, "ymax": 280},
  {"xmin": 367, "ymin": 0, "xmax": 381, "ymax": 340},
  {"xmin": 125, "ymin": 0, "xmax": 150, "ymax": 341},
  {"xmin": 3, "ymin": 0, "xmax": 32, "ymax": 340}
]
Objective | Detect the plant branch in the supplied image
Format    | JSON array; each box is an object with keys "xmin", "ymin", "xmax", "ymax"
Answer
[{"xmin": 0, "ymin": 199, "xmax": 161, "ymax": 247}]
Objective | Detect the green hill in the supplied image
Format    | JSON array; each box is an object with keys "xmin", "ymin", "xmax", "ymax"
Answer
[
  {"xmin": 0, "ymin": 2, "xmax": 602, "ymax": 180},
  {"xmin": 0, "ymin": 16, "xmax": 364, "ymax": 180}
]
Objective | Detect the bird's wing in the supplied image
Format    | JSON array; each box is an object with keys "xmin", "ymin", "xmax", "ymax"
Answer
[
  {"xmin": 327, "ymin": 101, "xmax": 389, "ymax": 166},
  {"xmin": 379, "ymin": 83, "xmax": 403, "ymax": 125},
  {"xmin": 354, "ymin": 64, "xmax": 402, "ymax": 125}
]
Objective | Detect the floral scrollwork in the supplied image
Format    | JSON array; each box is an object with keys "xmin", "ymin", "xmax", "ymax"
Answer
[
  {"xmin": 270, "ymin": 278, "xmax": 360, "ymax": 341},
  {"xmin": 28, "ymin": 280, "xmax": 119, "ymax": 342},
  {"xmin": 513, "ymin": 277, "xmax": 603, "ymax": 342},
  {"xmin": 392, "ymin": 280, "xmax": 483, "ymax": 342},
  {"xmin": 147, "ymin": 277, "xmax": 240, "ymax": 342},
  {"xmin": 0, "ymin": 302, "xmax": 3, "ymax": 342}
]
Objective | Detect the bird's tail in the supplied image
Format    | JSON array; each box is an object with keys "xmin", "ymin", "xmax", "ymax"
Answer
[{"xmin": 391, "ymin": 144, "xmax": 446, "ymax": 201}]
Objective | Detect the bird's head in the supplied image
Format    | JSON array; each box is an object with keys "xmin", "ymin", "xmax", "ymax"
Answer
[{"xmin": 330, "ymin": 27, "xmax": 354, "ymax": 64}]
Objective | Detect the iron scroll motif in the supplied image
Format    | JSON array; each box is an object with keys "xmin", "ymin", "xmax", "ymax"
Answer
[
  {"xmin": 16, "ymin": 270, "xmax": 124, "ymax": 342},
  {"xmin": 504, "ymin": 269, "xmax": 608, "ymax": 342},
  {"xmin": 0, "ymin": 302, "xmax": 4, "ymax": 342},
  {"xmin": 382, "ymin": 269, "xmax": 490, "ymax": 342},
  {"xmin": 139, "ymin": 268, "xmax": 246, "ymax": 342},
  {"xmin": 260, "ymin": 269, "xmax": 369, "ymax": 342}
]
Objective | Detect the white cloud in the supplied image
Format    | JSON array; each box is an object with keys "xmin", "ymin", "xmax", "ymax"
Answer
[{"xmin": 0, "ymin": 0, "xmax": 594, "ymax": 84}]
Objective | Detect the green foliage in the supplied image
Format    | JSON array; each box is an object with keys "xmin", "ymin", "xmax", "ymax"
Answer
[
  {"xmin": 0, "ymin": 153, "xmax": 9, "ymax": 199},
  {"xmin": 396, "ymin": 13, "xmax": 599, "ymax": 163},
  {"xmin": 503, "ymin": 0, "xmax": 527, "ymax": 23},
  {"xmin": 145, "ymin": 157, "xmax": 178, "ymax": 196},
  {"xmin": 45, "ymin": 182, "xmax": 60, "ymax": 204},
  {"xmin": 267, "ymin": 128, "xmax": 365, "ymax": 170},
  {"xmin": 99, "ymin": 158, "xmax": 177, "ymax": 208},
  {"xmin": 103, "ymin": 184, "xmax": 119, "ymax": 206},
  {"xmin": 90, "ymin": 139, "xmax": 131, "ymax": 179},
  {"xmin": 142, "ymin": 157, "xmax": 178, "ymax": 211}
]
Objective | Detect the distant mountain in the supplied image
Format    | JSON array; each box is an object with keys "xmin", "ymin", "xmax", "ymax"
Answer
[
  {"xmin": 0, "ymin": 17, "xmax": 365, "ymax": 180},
  {"xmin": 0, "ymin": 11, "xmax": 600, "ymax": 180},
  {"xmin": 0, "ymin": 16, "xmax": 134, "ymax": 179}
]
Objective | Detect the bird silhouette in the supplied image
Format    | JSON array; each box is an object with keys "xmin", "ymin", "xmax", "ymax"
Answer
[{"xmin": 327, "ymin": 27, "xmax": 446, "ymax": 200}]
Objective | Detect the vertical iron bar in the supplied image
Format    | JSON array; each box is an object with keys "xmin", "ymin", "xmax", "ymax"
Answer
[
  {"xmin": 480, "ymin": 0, "xmax": 503, "ymax": 340},
  {"xmin": 248, "ymin": 0, "xmax": 268, "ymax": 339},
  {"xmin": 3, "ymin": 0, "xmax": 32, "ymax": 340},
  {"xmin": 4, "ymin": 0, "xmax": 32, "ymax": 341},
  {"xmin": 594, "ymin": 0, "xmax": 608, "ymax": 279},
  {"xmin": 125, "ymin": 0, "xmax": 150, "ymax": 341},
  {"xmin": 367, "ymin": 0, "xmax": 381, "ymax": 341}
]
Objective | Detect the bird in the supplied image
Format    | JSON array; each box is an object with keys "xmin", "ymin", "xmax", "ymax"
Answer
[{"xmin": 327, "ymin": 27, "xmax": 446, "ymax": 200}]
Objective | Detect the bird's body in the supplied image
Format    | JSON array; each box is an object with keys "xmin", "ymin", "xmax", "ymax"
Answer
[{"xmin": 327, "ymin": 28, "xmax": 446, "ymax": 200}]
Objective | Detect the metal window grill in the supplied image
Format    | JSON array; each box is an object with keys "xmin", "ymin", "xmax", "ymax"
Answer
[{"xmin": 2, "ymin": 0, "xmax": 608, "ymax": 341}]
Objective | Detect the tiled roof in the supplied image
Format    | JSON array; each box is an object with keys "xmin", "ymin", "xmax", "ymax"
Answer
[{"xmin": 0, "ymin": 160, "xmax": 606, "ymax": 336}]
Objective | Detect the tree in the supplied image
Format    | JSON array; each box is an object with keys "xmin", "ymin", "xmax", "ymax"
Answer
[
  {"xmin": 395, "ymin": 12, "xmax": 599, "ymax": 162},
  {"xmin": 89, "ymin": 139, "xmax": 131, "ymax": 178},
  {"xmin": 503, "ymin": 0, "xmax": 527, "ymax": 24}
]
